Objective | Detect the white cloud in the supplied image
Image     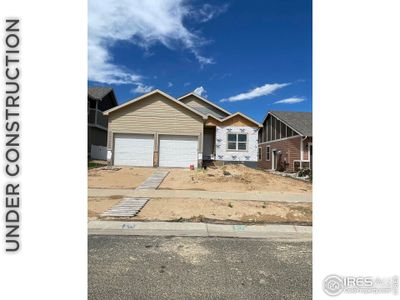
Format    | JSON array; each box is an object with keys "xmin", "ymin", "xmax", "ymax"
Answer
[
  {"xmin": 167, "ymin": 82, "xmax": 173, "ymax": 87},
  {"xmin": 193, "ymin": 86, "xmax": 207, "ymax": 98},
  {"xmin": 184, "ymin": 82, "xmax": 191, "ymax": 86},
  {"xmin": 274, "ymin": 97, "xmax": 305, "ymax": 104},
  {"xmin": 89, "ymin": 0, "xmax": 221, "ymax": 85},
  {"xmin": 191, "ymin": 3, "xmax": 229, "ymax": 23},
  {"xmin": 220, "ymin": 83, "xmax": 290, "ymax": 102},
  {"xmin": 131, "ymin": 83, "xmax": 154, "ymax": 94}
]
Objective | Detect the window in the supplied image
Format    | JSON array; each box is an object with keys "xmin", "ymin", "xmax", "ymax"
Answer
[
  {"xmin": 287, "ymin": 127, "xmax": 293, "ymax": 137},
  {"xmin": 227, "ymin": 133, "xmax": 247, "ymax": 151},
  {"xmin": 276, "ymin": 119, "xmax": 281, "ymax": 139},
  {"xmin": 258, "ymin": 147, "xmax": 262, "ymax": 160},
  {"xmin": 267, "ymin": 117, "xmax": 272, "ymax": 141},
  {"xmin": 281, "ymin": 122, "xmax": 287, "ymax": 138},
  {"xmin": 271, "ymin": 117, "xmax": 276, "ymax": 140},
  {"xmin": 265, "ymin": 146, "xmax": 270, "ymax": 161},
  {"xmin": 227, "ymin": 134, "xmax": 237, "ymax": 150}
]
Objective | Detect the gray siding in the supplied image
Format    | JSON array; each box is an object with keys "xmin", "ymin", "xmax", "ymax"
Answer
[{"xmin": 88, "ymin": 126, "xmax": 107, "ymax": 152}]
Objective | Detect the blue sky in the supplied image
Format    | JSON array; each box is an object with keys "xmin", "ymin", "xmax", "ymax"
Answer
[{"xmin": 88, "ymin": 0, "xmax": 311, "ymax": 122}]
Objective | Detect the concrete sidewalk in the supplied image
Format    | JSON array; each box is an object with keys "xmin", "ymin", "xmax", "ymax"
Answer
[
  {"xmin": 88, "ymin": 220, "xmax": 312, "ymax": 241},
  {"xmin": 88, "ymin": 188, "xmax": 312, "ymax": 203}
]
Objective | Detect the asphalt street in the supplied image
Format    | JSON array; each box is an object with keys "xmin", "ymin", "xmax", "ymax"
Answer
[{"xmin": 89, "ymin": 235, "xmax": 311, "ymax": 300}]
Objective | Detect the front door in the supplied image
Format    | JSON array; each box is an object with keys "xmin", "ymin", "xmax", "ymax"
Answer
[
  {"xmin": 203, "ymin": 127, "xmax": 215, "ymax": 160},
  {"xmin": 203, "ymin": 132, "xmax": 214, "ymax": 159}
]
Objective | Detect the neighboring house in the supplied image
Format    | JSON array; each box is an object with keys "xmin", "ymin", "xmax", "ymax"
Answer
[
  {"xmin": 258, "ymin": 111, "xmax": 312, "ymax": 172},
  {"xmin": 103, "ymin": 89, "xmax": 262, "ymax": 168},
  {"xmin": 88, "ymin": 87, "xmax": 118, "ymax": 160}
]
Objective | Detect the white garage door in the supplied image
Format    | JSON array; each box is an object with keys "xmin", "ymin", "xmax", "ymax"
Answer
[
  {"xmin": 114, "ymin": 134, "xmax": 154, "ymax": 167},
  {"xmin": 159, "ymin": 135, "xmax": 198, "ymax": 168}
]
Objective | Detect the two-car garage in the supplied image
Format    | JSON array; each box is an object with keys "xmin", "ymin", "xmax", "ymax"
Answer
[
  {"xmin": 113, "ymin": 133, "xmax": 199, "ymax": 168},
  {"xmin": 105, "ymin": 90, "xmax": 205, "ymax": 168}
]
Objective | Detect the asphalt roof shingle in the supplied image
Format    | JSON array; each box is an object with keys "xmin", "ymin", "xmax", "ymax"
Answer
[
  {"xmin": 88, "ymin": 87, "xmax": 113, "ymax": 100},
  {"xmin": 270, "ymin": 111, "xmax": 312, "ymax": 136}
]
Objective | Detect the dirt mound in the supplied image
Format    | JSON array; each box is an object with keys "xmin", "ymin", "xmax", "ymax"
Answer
[{"xmin": 200, "ymin": 165, "xmax": 270, "ymax": 184}]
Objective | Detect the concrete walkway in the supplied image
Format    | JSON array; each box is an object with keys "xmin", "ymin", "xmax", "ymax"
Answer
[
  {"xmin": 88, "ymin": 220, "xmax": 311, "ymax": 241},
  {"xmin": 88, "ymin": 188, "xmax": 311, "ymax": 203}
]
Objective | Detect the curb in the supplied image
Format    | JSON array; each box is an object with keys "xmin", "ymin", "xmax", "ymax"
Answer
[{"xmin": 88, "ymin": 221, "xmax": 312, "ymax": 241}]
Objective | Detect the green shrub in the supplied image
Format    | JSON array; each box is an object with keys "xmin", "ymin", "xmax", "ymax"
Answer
[{"xmin": 298, "ymin": 168, "xmax": 312, "ymax": 179}]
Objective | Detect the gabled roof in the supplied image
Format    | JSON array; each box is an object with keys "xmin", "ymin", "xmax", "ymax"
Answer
[
  {"xmin": 178, "ymin": 92, "xmax": 231, "ymax": 118},
  {"xmin": 103, "ymin": 89, "xmax": 206, "ymax": 119},
  {"xmin": 209, "ymin": 112, "xmax": 262, "ymax": 128},
  {"xmin": 267, "ymin": 111, "xmax": 312, "ymax": 136},
  {"xmin": 88, "ymin": 87, "xmax": 113, "ymax": 100}
]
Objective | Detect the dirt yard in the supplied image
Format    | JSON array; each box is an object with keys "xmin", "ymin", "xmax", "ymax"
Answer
[
  {"xmin": 88, "ymin": 197, "xmax": 122, "ymax": 220},
  {"xmin": 160, "ymin": 164, "xmax": 312, "ymax": 193},
  {"xmin": 134, "ymin": 198, "xmax": 311, "ymax": 225},
  {"xmin": 89, "ymin": 197, "xmax": 312, "ymax": 225},
  {"xmin": 88, "ymin": 167, "xmax": 154, "ymax": 189}
]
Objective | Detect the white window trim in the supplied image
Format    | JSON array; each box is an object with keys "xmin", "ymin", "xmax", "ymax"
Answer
[
  {"xmin": 293, "ymin": 159, "xmax": 310, "ymax": 171},
  {"xmin": 226, "ymin": 133, "xmax": 248, "ymax": 152}
]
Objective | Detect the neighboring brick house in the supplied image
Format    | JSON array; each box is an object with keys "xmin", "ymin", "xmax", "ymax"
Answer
[
  {"xmin": 258, "ymin": 111, "xmax": 312, "ymax": 172},
  {"xmin": 88, "ymin": 87, "xmax": 118, "ymax": 159}
]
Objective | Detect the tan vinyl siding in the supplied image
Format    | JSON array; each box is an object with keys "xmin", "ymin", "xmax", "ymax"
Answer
[
  {"xmin": 108, "ymin": 93, "xmax": 204, "ymax": 135},
  {"xmin": 107, "ymin": 93, "xmax": 204, "ymax": 167},
  {"xmin": 107, "ymin": 130, "xmax": 113, "ymax": 150}
]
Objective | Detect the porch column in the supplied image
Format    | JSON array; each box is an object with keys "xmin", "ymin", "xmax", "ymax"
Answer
[{"xmin": 300, "ymin": 137, "xmax": 304, "ymax": 169}]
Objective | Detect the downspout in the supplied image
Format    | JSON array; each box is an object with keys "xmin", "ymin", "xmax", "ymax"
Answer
[{"xmin": 300, "ymin": 136, "xmax": 308, "ymax": 169}]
